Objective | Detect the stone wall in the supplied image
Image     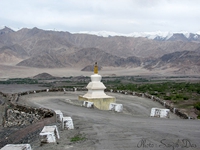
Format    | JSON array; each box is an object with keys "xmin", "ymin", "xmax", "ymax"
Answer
[
  {"xmin": 0, "ymin": 90, "xmax": 56, "ymax": 149},
  {"xmin": 2, "ymin": 86, "xmax": 194, "ymax": 119},
  {"xmin": 110, "ymin": 89, "xmax": 191, "ymax": 119},
  {"xmin": 3, "ymin": 104, "xmax": 54, "ymax": 127},
  {"xmin": 0, "ymin": 86, "xmax": 195, "ymax": 148},
  {"xmin": 0, "ymin": 116, "xmax": 56, "ymax": 148}
]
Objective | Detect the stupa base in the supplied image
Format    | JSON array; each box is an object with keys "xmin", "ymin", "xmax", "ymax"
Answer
[{"xmin": 79, "ymin": 96, "xmax": 116, "ymax": 110}]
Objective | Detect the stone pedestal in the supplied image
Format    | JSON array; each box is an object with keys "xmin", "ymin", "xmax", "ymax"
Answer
[
  {"xmin": 79, "ymin": 96, "xmax": 115, "ymax": 110},
  {"xmin": 79, "ymin": 73, "xmax": 116, "ymax": 110}
]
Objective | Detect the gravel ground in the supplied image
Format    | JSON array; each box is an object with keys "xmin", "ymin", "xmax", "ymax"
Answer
[
  {"xmin": 16, "ymin": 91, "xmax": 200, "ymax": 150},
  {"xmin": 0, "ymin": 84, "xmax": 48, "ymax": 94}
]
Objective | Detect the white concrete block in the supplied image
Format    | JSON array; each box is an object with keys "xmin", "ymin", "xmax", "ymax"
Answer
[
  {"xmin": 173, "ymin": 108, "xmax": 176, "ymax": 113},
  {"xmin": 46, "ymin": 89, "xmax": 49, "ymax": 92},
  {"xmin": 83, "ymin": 101, "xmax": 94, "ymax": 108},
  {"xmin": 163, "ymin": 101, "xmax": 166, "ymax": 107},
  {"xmin": 54, "ymin": 110, "xmax": 63, "ymax": 123},
  {"xmin": 62, "ymin": 117, "xmax": 74, "ymax": 130},
  {"xmin": 109, "ymin": 103, "xmax": 116, "ymax": 111},
  {"xmin": 39, "ymin": 125, "xmax": 60, "ymax": 143},
  {"xmin": 150, "ymin": 108, "xmax": 170, "ymax": 118},
  {"xmin": 1, "ymin": 144, "xmax": 32, "ymax": 150},
  {"xmin": 73, "ymin": 87, "xmax": 77, "ymax": 91},
  {"xmin": 66, "ymin": 99, "xmax": 71, "ymax": 103},
  {"xmin": 109, "ymin": 103, "xmax": 123, "ymax": 112},
  {"xmin": 34, "ymin": 91, "xmax": 36, "ymax": 94}
]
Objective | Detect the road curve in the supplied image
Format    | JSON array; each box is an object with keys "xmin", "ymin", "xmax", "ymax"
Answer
[{"xmin": 19, "ymin": 91, "xmax": 200, "ymax": 150}]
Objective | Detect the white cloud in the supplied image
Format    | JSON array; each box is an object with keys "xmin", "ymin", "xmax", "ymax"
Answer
[{"xmin": 0, "ymin": 0, "xmax": 200, "ymax": 33}]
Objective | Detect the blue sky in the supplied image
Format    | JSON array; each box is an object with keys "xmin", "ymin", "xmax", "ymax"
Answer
[{"xmin": 0, "ymin": 0, "xmax": 200, "ymax": 33}]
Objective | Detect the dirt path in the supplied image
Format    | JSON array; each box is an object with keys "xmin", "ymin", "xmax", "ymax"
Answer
[{"xmin": 18, "ymin": 91, "xmax": 200, "ymax": 150}]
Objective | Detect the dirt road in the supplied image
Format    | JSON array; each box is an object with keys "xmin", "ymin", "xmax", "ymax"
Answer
[{"xmin": 19, "ymin": 91, "xmax": 200, "ymax": 150}]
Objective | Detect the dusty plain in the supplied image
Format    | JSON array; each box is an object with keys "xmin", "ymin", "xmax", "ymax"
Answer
[
  {"xmin": 0, "ymin": 65, "xmax": 200, "ymax": 150},
  {"xmin": 0, "ymin": 64, "xmax": 179, "ymax": 79}
]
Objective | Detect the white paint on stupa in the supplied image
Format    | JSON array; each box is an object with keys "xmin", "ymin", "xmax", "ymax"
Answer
[
  {"xmin": 1, "ymin": 144, "xmax": 32, "ymax": 150},
  {"xmin": 82, "ymin": 74, "xmax": 112, "ymax": 99},
  {"xmin": 109, "ymin": 103, "xmax": 123, "ymax": 112},
  {"xmin": 39, "ymin": 125, "xmax": 60, "ymax": 143},
  {"xmin": 79, "ymin": 62, "xmax": 116, "ymax": 110},
  {"xmin": 150, "ymin": 108, "xmax": 170, "ymax": 118}
]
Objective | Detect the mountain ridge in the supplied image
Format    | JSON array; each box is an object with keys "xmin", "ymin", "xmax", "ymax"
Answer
[
  {"xmin": 77, "ymin": 31, "xmax": 200, "ymax": 42},
  {"xmin": 0, "ymin": 27, "xmax": 200, "ymax": 75}
]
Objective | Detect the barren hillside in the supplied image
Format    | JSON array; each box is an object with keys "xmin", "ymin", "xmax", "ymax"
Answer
[{"xmin": 0, "ymin": 27, "xmax": 200, "ymax": 75}]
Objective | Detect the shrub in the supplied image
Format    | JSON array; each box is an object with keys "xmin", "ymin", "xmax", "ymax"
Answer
[
  {"xmin": 163, "ymin": 96, "xmax": 172, "ymax": 100},
  {"xmin": 183, "ymin": 96, "xmax": 189, "ymax": 100},
  {"xmin": 70, "ymin": 134, "xmax": 86, "ymax": 142},
  {"xmin": 194, "ymin": 102, "xmax": 200, "ymax": 110}
]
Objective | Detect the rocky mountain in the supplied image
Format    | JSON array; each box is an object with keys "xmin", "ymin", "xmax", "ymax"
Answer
[
  {"xmin": 145, "ymin": 49, "xmax": 200, "ymax": 74},
  {"xmin": 1, "ymin": 27, "xmax": 200, "ymax": 58},
  {"xmin": 17, "ymin": 47, "xmax": 142, "ymax": 68},
  {"xmin": 0, "ymin": 44, "xmax": 28, "ymax": 64},
  {"xmin": 79, "ymin": 31, "xmax": 200, "ymax": 42},
  {"xmin": 17, "ymin": 52, "xmax": 67, "ymax": 68},
  {"xmin": 81, "ymin": 64, "xmax": 102, "ymax": 72},
  {"xmin": 33, "ymin": 72, "xmax": 56, "ymax": 79},
  {"xmin": 0, "ymin": 27, "xmax": 200, "ymax": 74}
]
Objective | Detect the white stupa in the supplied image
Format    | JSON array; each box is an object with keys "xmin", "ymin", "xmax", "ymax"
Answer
[{"xmin": 79, "ymin": 62, "xmax": 116, "ymax": 110}]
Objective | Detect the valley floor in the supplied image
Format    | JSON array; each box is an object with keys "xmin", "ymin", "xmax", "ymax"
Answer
[{"xmin": 0, "ymin": 64, "xmax": 181, "ymax": 79}]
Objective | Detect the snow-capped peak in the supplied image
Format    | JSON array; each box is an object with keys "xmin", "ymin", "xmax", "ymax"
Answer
[
  {"xmin": 76, "ymin": 31, "xmax": 200, "ymax": 42},
  {"xmin": 77, "ymin": 31, "xmax": 174, "ymax": 39}
]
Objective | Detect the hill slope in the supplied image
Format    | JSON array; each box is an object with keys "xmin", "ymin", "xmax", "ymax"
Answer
[{"xmin": 1, "ymin": 27, "xmax": 200, "ymax": 75}]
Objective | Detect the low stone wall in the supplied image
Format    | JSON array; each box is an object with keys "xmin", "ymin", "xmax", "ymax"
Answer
[
  {"xmin": 5, "ymin": 86, "xmax": 195, "ymax": 119},
  {"xmin": 0, "ymin": 90, "xmax": 56, "ymax": 149},
  {"xmin": 3, "ymin": 104, "xmax": 54, "ymax": 127},
  {"xmin": 0, "ymin": 87, "xmax": 193, "ymax": 134},
  {"xmin": 0, "ymin": 116, "xmax": 56, "ymax": 148},
  {"xmin": 110, "ymin": 89, "xmax": 191, "ymax": 119},
  {"xmin": 143, "ymin": 93, "xmax": 189, "ymax": 119}
]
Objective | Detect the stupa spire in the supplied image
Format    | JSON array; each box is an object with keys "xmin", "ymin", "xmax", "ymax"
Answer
[{"xmin": 94, "ymin": 62, "xmax": 98, "ymax": 74}]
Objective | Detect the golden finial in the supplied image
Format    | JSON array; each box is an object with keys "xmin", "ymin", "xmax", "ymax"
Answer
[{"xmin": 94, "ymin": 62, "xmax": 98, "ymax": 74}]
